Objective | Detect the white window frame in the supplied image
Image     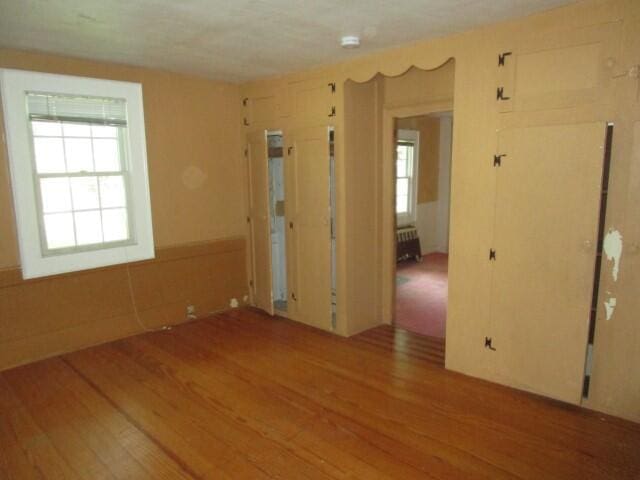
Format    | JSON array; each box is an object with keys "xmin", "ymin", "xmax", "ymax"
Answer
[
  {"xmin": 0, "ymin": 69, "xmax": 154, "ymax": 279},
  {"xmin": 396, "ymin": 129, "xmax": 420, "ymax": 227}
]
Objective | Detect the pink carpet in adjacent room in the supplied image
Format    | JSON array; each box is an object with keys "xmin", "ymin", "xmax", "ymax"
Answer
[{"xmin": 395, "ymin": 253, "xmax": 448, "ymax": 338}]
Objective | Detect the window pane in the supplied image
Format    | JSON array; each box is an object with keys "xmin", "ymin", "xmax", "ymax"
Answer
[
  {"xmin": 74, "ymin": 210, "xmax": 103, "ymax": 245},
  {"xmin": 91, "ymin": 125, "xmax": 118, "ymax": 138},
  {"xmin": 44, "ymin": 212, "xmax": 75, "ymax": 249},
  {"xmin": 31, "ymin": 121, "xmax": 62, "ymax": 136},
  {"xmin": 40, "ymin": 178, "xmax": 72, "ymax": 213},
  {"xmin": 62, "ymin": 123, "xmax": 91, "ymax": 137},
  {"xmin": 70, "ymin": 176, "xmax": 100, "ymax": 210},
  {"xmin": 406, "ymin": 147, "xmax": 414, "ymax": 175},
  {"xmin": 397, "ymin": 158, "xmax": 407, "ymax": 177},
  {"xmin": 93, "ymin": 139, "xmax": 120, "ymax": 171},
  {"xmin": 99, "ymin": 176, "xmax": 126, "ymax": 208},
  {"xmin": 396, "ymin": 177, "xmax": 409, "ymax": 196},
  {"xmin": 33, "ymin": 137, "xmax": 66, "ymax": 173},
  {"xmin": 102, "ymin": 208, "xmax": 129, "ymax": 242},
  {"xmin": 396, "ymin": 146, "xmax": 407, "ymax": 161},
  {"xmin": 396, "ymin": 194, "xmax": 408, "ymax": 214},
  {"xmin": 64, "ymin": 138, "xmax": 93, "ymax": 172}
]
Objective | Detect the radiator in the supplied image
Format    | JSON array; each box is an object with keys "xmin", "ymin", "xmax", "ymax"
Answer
[{"xmin": 396, "ymin": 226, "xmax": 422, "ymax": 262}]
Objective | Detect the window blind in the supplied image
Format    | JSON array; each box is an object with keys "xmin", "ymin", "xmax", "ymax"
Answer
[{"xmin": 26, "ymin": 92, "xmax": 127, "ymax": 126}]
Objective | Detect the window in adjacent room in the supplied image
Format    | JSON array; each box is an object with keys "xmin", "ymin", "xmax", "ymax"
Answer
[
  {"xmin": 0, "ymin": 69, "xmax": 154, "ymax": 279},
  {"xmin": 395, "ymin": 129, "xmax": 419, "ymax": 226}
]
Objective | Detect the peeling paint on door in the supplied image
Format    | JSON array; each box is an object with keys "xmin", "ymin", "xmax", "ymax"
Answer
[
  {"xmin": 603, "ymin": 229, "xmax": 623, "ymax": 281},
  {"xmin": 604, "ymin": 296, "xmax": 617, "ymax": 321}
]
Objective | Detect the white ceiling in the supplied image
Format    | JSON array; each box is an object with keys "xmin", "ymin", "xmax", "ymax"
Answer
[{"xmin": 0, "ymin": 0, "xmax": 575, "ymax": 83}]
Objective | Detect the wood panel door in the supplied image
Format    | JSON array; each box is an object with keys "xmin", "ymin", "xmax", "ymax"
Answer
[
  {"xmin": 496, "ymin": 22, "xmax": 620, "ymax": 114},
  {"xmin": 285, "ymin": 126, "xmax": 332, "ymax": 331},
  {"xmin": 490, "ymin": 122, "xmax": 606, "ymax": 404},
  {"xmin": 243, "ymin": 93, "xmax": 281, "ymax": 131},
  {"xmin": 288, "ymin": 78, "xmax": 335, "ymax": 127},
  {"xmin": 246, "ymin": 130, "xmax": 273, "ymax": 315}
]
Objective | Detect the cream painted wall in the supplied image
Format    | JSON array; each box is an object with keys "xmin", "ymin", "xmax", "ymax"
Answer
[
  {"xmin": 343, "ymin": 77, "xmax": 382, "ymax": 334},
  {"xmin": 415, "ymin": 115, "xmax": 452, "ymax": 254},
  {"xmin": 0, "ymin": 48, "xmax": 245, "ymax": 268},
  {"xmin": 0, "ymin": 49, "xmax": 247, "ymax": 369}
]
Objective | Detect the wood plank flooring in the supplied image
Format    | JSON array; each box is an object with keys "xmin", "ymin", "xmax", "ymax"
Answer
[
  {"xmin": 354, "ymin": 324, "xmax": 445, "ymax": 365},
  {"xmin": 0, "ymin": 308, "xmax": 639, "ymax": 479}
]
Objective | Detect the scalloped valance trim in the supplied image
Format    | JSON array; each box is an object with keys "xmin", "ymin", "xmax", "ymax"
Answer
[{"xmin": 344, "ymin": 56, "xmax": 454, "ymax": 83}]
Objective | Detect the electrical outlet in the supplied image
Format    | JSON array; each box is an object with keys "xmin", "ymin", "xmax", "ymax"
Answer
[{"xmin": 186, "ymin": 305, "xmax": 196, "ymax": 319}]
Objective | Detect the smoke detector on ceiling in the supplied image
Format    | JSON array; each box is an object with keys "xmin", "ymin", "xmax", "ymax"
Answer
[{"xmin": 341, "ymin": 35, "xmax": 360, "ymax": 49}]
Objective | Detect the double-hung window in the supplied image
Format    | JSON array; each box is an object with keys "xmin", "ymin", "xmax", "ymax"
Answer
[
  {"xmin": 396, "ymin": 129, "xmax": 419, "ymax": 226},
  {"xmin": 0, "ymin": 69, "xmax": 154, "ymax": 279}
]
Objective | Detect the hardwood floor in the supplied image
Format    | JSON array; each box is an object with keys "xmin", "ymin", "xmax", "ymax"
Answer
[
  {"xmin": 354, "ymin": 324, "xmax": 445, "ymax": 365},
  {"xmin": 0, "ymin": 309, "xmax": 639, "ymax": 479}
]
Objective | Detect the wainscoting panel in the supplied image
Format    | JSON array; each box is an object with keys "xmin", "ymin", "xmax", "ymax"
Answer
[{"xmin": 0, "ymin": 236, "xmax": 247, "ymax": 370}]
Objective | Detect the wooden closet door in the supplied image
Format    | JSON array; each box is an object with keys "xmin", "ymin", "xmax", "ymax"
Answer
[
  {"xmin": 246, "ymin": 130, "xmax": 273, "ymax": 315},
  {"xmin": 496, "ymin": 22, "xmax": 620, "ymax": 114},
  {"xmin": 490, "ymin": 122, "xmax": 606, "ymax": 404},
  {"xmin": 285, "ymin": 126, "xmax": 332, "ymax": 331}
]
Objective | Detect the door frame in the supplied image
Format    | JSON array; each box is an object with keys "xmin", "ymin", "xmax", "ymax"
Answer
[
  {"xmin": 266, "ymin": 130, "xmax": 287, "ymax": 312},
  {"xmin": 246, "ymin": 129, "xmax": 274, "ymax": 315},
  {"xmin": 380, "ymin": 100, "xmax": 453, "ymax": 332}
]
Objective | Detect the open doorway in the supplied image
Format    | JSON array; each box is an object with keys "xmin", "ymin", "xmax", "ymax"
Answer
[
  {"xmin": 267, "ymin": 131, "xmax": 287, "ymax": 313},
  {"xmin": 394, "ymin": 112, "xmax": 452, "ymax": 340},
  {"xmin": 342, "ymin": 60, "xmax": 454, "ymax": 346}
]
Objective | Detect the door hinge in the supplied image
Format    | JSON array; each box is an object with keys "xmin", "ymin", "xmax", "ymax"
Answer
[
  {"xmin": 496, "ymin": 87, "xmax": 510, "ymax": 101},
  {"xmin": 249, "ymin": 279, "xmax": 254, "ymax": 287},
  {"xmin": 242, "ymin": 97, "xmax": 248, "ymax": 106},
  {"xmin": 291, "ymin": 292, "xmax": 297, "ymax": 301},
  {"xmin": 493, "ymin": 154, "xmax": 505, "ymax": 167},
  {"xmin": 498, "ymin": 52, "xmax": 512, "ymax": 67},
  {"xmin": 484, "ymin": 337, "xmax": 496, "ymax": 351},
  {"xmin": 246, "ymin": 216, "xmax": 250, "ymax": 223},
  {"xmin": 243, "ymin": 118, "xmax": 249, "ymax": 126},
  {"xmin": 489, "ymin": 249, "xmax": 496, "ymax": 260},
  {"xmin": 244, "ymin": 147, "xmax": 248, "ymax": 157},
  {"xmin": 328, "ymin": 106, "xmax": 336, "ymax": 117},
  {"xmin": 287, "ymin": 146, "xmax": 293, "ymax": 155},
  {"xmin": 328, "ymin": 82, "xmax": 336, "ymax": 93},
  {"xmin": 289, "ymin": 221, "xmax": 294, "ymax": 229}
]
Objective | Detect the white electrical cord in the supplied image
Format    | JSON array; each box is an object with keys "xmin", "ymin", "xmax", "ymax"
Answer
[{"xmin": 124, "ymin": 249, "xmax": 172, "ymax": 333}]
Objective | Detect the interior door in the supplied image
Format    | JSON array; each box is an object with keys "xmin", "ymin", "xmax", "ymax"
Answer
[
  {"xmin": 490, "ymin": 122, "xmax": 606, "ymax": 404},
  {"xmin": 246, "ymin": 130, "xmax": 273, "ymax": 315},
  {"xmin": 288, "ymin": 78, "xmax": 335, "ymax": 126},
  {"xmin": 285, "ymin": 126, "xmax": 332, "ymax": 331},
  {"xmin": 496, "ymin": 22, "xmax": 619, "ymax": 114}
]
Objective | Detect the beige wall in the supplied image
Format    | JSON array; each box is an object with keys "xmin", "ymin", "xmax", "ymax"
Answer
[
  {"xmin": 0, "ymin": 48, "xmax": 246, "ymax": 263},
  {"xmin": 0, "ymin": 49, "xmax": 248, "ymax": 369},
  {"xmin": 343, "ymin": 77, "xmax": 383, "ymax": 334},
  {"xmin": 240, "ymin": 0, "xmax": 640, "ymax": 422}
]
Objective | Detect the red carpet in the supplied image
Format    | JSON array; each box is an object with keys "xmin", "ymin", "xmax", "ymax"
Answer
[{"xmin": 395, "ymin": 253, "xmax": 448, "ymax": 338}]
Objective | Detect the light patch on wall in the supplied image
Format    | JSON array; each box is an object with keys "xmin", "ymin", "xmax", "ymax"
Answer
[
  {"xmin": 604, "ymin": 295, "xmax": 617, "ymax": 321},
  {"xmin": 229, "ymin": 298, "xmax": 239, "ymax": 308},
  {"xmin": 182, "ymin": 166, "xmax": 207, "ymax": 190},
  {"xmin": 603, "ymin": 229, "xmax": 623, "ymax": 281}
]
